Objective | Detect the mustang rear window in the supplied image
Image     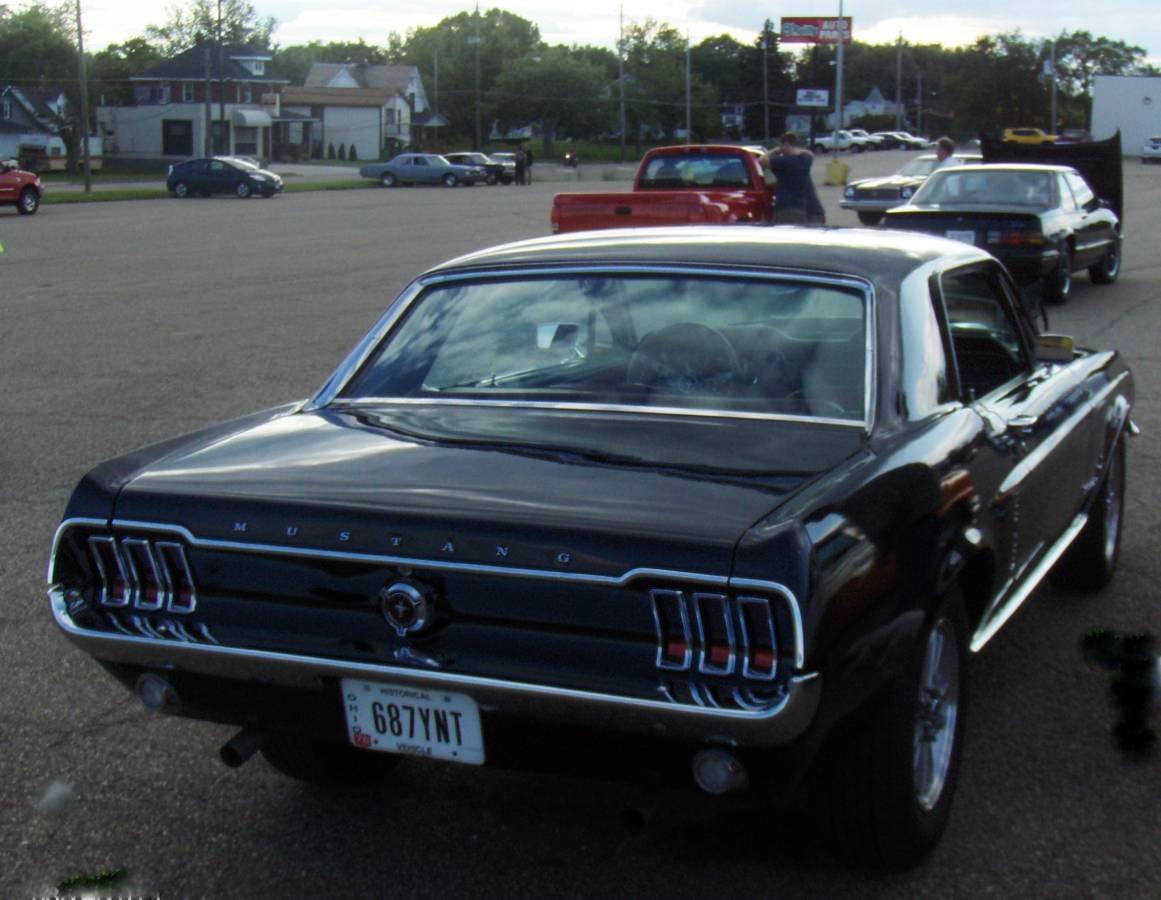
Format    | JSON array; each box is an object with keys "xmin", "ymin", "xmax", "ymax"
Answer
[{"xmin": 340, "ymin": 275, "xmax": 868, "ymax": 421}]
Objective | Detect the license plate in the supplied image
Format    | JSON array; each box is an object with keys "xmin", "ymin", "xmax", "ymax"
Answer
[
  {"xmin": 945, "ymin": 229, "xmax": 976, "ymax": 245},
  {"xmin": 341, "ymin": 678, "xmax": 485, "ymax": 765}
]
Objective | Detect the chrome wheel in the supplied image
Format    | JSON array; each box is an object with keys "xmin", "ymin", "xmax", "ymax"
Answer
[
  {"xmin": 914, "ymin": 618, "xmax": 959, "ymax": 812},
  {"xmin": 17, "ymin": 188, "xmax": 39, "ymax": 214}
]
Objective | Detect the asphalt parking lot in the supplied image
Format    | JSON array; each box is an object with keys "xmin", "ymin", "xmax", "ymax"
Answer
[{"xmin": 2, "ymin": 151, "xmax": 1158, "ymax": 897}]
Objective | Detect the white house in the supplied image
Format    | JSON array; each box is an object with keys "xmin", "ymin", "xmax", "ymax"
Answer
[
  {"xmin": 282, "ymin": 63, "xmax": 441, "ymax": 160},
  {"xmin": 1092, "ymin": 75, "xmax": 1161, "ymax": 155},
  {"xmin": 0, "ymin": 85, "xmax": 102, "ymax": 168}
]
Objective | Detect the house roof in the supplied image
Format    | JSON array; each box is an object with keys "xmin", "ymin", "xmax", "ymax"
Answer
[
  {"xmin": 1, "ymin": 85, "xmax": 68, "ymax": 131},
  {"xmin": 304, "ymin": 63, "xmax": 416, "ymax": 96},
  {"xmin": 281, "ymin": 87, "xmax": 394, "ymax": 108},
  {"xmin": 133, "ymin": 43, "xmax": 289, "ymax": 83}
]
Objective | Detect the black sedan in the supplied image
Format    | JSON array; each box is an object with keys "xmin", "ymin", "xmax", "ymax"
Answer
[
  {"xmin": 444, "ymin": 151, "xmax": 514, "ymax": 185},
  {"xmin": 166, "ymin": 157, "xmax": 283, "ymax": 199},
  {"xmin": 47, "ymin": 227, "xmax": 1133, "ymax": 868},
  {"xmin": 883, "ymin": 163, "xmax": 1121, "ymax": 302}
]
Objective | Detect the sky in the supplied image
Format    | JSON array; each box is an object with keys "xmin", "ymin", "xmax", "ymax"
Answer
[{"xmin": 74, "ymin": 1, "xmax": 1158, "ymax": 63}]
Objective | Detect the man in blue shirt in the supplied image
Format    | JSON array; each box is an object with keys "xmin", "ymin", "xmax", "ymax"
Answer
[{"xmin": 761, "ymin": 132, "xmax": 826, "ymax": 225}]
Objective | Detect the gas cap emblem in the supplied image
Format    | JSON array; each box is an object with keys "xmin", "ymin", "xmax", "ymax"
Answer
[{"xmin": 380, "ymin": 581, "xmax": 435, "ymax": 637}]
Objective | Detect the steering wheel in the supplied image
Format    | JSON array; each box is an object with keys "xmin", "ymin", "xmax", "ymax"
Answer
[{"xmin": 626, "ymin": 322, "xmax": 741, "ymax": 396}]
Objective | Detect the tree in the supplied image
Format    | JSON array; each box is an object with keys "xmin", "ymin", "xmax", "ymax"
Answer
[
  {"xmin": 1054, "ymin": 31, "xmax": 1151, "ymax": 97},
  {"xmin": 489, "ymin": 46, "xmax": 612, "ymax": 154},
  {"xmin": 0, "ymin": 2, "xmax": 76, "ymax": 83},
  {"xmin": 91, "ymin": 38, "xmax": 163, "ymax": 104},
  {"xmin": 144, "ymin": 0, "xmax": 275, "ymax": 55},
  {"xmin": 623, "ymin": 19, "xmax": 719, "ymax": 144},
  {"xmin": 392, "ymin": 8, "xmax": 541, "ymax": 145}
]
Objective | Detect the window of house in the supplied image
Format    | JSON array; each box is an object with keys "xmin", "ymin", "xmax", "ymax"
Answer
[
  {"xmin": 182, "ymin": 82, "xmax": 194, "ymax": 103},
  {"xmin": 385, "ymin": 108, "xmax": 395, "ymax": 125},
  {"xmin": 234, "ymin": 125, "xmax": 258, "ymax": 156},
  {"xmin": 158, "ymin": 84, "xmax": 171, "ymax": 105},
  {"xmin": 241, "ymin": 84, "xmax": 253, "ymax": 103},
  {"xmin": 1, "ymin": 99, "xmax": 11, "ymax": 119}
]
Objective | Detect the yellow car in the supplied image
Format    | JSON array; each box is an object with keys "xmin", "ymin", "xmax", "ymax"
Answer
[{"xmin": 1002, "ymin": 127, "xmax": 1057, "ymax": 144}]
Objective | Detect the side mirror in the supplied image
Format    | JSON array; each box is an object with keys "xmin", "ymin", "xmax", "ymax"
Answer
[{"xmin": 1035, "ymin": 333, "xmax": 1075, "ymax": 363}]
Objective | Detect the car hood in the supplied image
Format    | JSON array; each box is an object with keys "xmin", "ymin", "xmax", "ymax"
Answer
[
  {"xmin": 112, "ymin": 405, "xmax": 864, "ymax": 576},
  {"xmin": 849, "ymin": 174, "xmax": 923, "ymax": 190}
]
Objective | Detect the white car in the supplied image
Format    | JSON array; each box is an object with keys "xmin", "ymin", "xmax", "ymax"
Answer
[
  {"xmin": 1143, "ymin": 136, "xmax": 1161, "ymax": 163},
  {"xmin": 811, "ymin": 130, "xmax": 853, "ymax": 153},
  {"xmin": 846, "ymin": 129, "xmax": 884, "ymax": 151}
]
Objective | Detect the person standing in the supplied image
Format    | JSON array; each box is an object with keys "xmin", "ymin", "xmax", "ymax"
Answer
[
  {"xmin": 524, "ymin": 144, "xmax": 534, "ymax": 185},
  {"xmin": 760, "ymin": 132, "xmax": 826, "ymax": 225},
  {"xmin": 514, "ymin": 147, "xmax": 526, "ymax": 186},
  {"xmin": 933, "ymin": 136, "xmax": 959, "ymax": 169}
]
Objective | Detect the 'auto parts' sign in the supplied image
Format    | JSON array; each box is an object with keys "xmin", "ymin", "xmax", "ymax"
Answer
[{"xmin": 780, "ymin": 17, "xmax": 852, "ymax": 44}]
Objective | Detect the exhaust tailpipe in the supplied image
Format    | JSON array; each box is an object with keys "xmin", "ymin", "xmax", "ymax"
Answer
[
  {"xmin": 220, "ymin": 728, "xmax": 264, "ymax": 768},
  {"xmin": 692, "ymin": 748, "xmax": 749, "ymax": 795}
]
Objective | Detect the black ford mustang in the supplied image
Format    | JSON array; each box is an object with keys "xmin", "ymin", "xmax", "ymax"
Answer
[{"xmin": 48, "ymin": 227, "xmax": 1133, "ymax": 867}]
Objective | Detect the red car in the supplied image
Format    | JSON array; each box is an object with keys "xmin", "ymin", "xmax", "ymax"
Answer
[{"xmin": 0, "ymin": 159, "xmax": 43, "ymax": 215}]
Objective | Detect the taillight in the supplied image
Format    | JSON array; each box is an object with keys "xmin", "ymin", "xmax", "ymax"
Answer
[
  {"xmin": 651, "ymin": 589, "xmax": 692, "ymax": 669},
  {"xmin": 651, "ymin": 590, "xmax": 783, "ymax": 681},
  {"xmin": 87, "ymin": 536, "xmax": 197, "ymax": 614},
  {"xmin": 986, "ymin": 228, "xmax": 1045, "ymax": 247}
]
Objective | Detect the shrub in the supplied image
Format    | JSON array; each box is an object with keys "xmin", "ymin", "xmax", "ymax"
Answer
[
  {"xmin": 349, "ymin": 144, "xmax": 358, "ymax": 161},
  {"xmin": 327, "ymin": 142, "xmax": 336, "ymax": 159},
  {"xmin": 338, "ymin": 144, "xmax": 347, "ymax": 160}
]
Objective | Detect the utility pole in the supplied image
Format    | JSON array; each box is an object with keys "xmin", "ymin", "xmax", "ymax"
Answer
[
  {"xmin": 203, "ymin": 42, "xmax": 212, "ymax": 155},
  {"xmin": 472, "ymin": 3, "xmax": 482, "ymax": 150},
  {"xmin": 217, "ymin": 0, "xmax": 225, "ymax": 154},
  {"xmin": 433, "ymin": 47, "xmax": 439, "ymax": 117},
  {"xmin": 895, "ymin": 34, "xmax": 903, "ymax": 131},
  {"xmin": 685, "ymin": 32, "xmax": 691, "ymax": 144},
  {"xmin": 619, "ymin": 5, "xmax": 626, "ymax": 162},
  {"xmin": 74, "ymin": 0, "xmax": 91, "ymax": 191},
  {"xmin": 1049, "ymin": 38, "xmax": 1057, "ymax": 132},
  {"xmin": 915, "ymin": 67, "xmax": 922, "ymax": 134},
  {"xmin": 762, "ymin": 29, "xmax": 769, "ymax": 144},
  {"xmin": 832, "ymin": 0, "xmax": 844, "ymax": 143}
]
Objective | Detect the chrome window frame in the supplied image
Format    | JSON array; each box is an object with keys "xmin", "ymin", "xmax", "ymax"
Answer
[{"xmin": 307, "ymin": 264, "xmax": 877, "ymax": 433}]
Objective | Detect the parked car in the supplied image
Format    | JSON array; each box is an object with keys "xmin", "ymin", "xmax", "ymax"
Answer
[
  {"xmin": 552, "ymin": 144, "xmax": 775, "ymax": 233},
  {"xmin": 846, "ymin": 128, "xmax": 885, "ymax": 150},
  {"xmin": 889, "ymin": 131, "xmax": 930, "ymax": 150},
  {"xmin": 359, "ymin": 153, "xmax": 485, "ymax": 187},
  {"xmin": 1001, "ymin": 127, "xmax": 1057, "ymax": 145},
  {"xmin": 870, "ymin": 131, "xmax": 905, "ymax": 149},
  {"xmin": 1143, "ymin": 136, "xmax": 1161, "ymax": 163},
  {"xmin": 0, "ymin": 158, "xmax": 43, "ymax": 214},
  {"xmin": 841, "ymin": 151, "xmax": 983, "ymax": 225},
  {"xmin": 883, "ymin": 163, "xmax": 1121, "ymax": 302},
  {"xmin": 811, "ymin": 130, "xmax": 853, "ymax": 153},
  {"xmin": 166, "ymin": 157, "xmax": 283, "ymax": 199},
  {"xmin": 444, "ymin": 151, "xmax": 514, "ymax": 185},
  {"xmin": 47, "ymin": 225, "xmax": 1134, "ymax": 868}
]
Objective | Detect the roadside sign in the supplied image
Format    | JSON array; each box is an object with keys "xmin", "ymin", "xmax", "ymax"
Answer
[{"xmin": 780, "ymin": 17, "xmax": 852, "ymax": 45}]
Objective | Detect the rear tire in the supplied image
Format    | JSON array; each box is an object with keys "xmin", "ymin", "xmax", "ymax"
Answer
[
  {"xmin": 236, "ymin": 182, "xmax": 252, "ymax": 199},
  {"xmin": 812, "ymin": 588, "xmax": 968, "ymax": 869},
  {"xmin": 260, "ymin": 732, "xmax": 402, "ymax": 787},
  {"xmin": 1042, "ymin": 246, "xmax": 1072, "ymax": 304},
  {"xmin": 380, "ymin": 172, "xmax": 396, "ymax": 187},
  {"xmin": 17, "ymin": 187, "xmax": 39, "ymax": 214},
  {"xmin": 1052, "ymin": 439, "xmax": 1125, "ymax": 591},
  {"xmin": 443, "ymin": 173, "xmax": 458, "ymax": 187},
  {"xmin": 1089, "ymin": 239, "xmax": 1121, "ymax": 284},
  {"xmin": 173, "ymin": 181, "xmax": 190, "ymax": 199},
  {"xmin": 857, "ymin": 211, "xmax": 883, "ymax": 226}
]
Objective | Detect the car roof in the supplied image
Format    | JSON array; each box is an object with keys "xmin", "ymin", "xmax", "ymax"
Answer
[
  {"xmin": 425, "ymin": 226, "xmax": 992, "ymax": 285},
  {"xmin": 931, "ymin": 162, "xmax": 1076, "ymax": 174}
]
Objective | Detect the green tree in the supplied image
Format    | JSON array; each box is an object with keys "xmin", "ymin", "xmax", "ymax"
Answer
[
  {"xmin": 489, "ymin": 46, "xmax": 612, "ymax": 154},
  {"xmin": 144, "ymin": 0, "xmax": 275, "ymax": 55},
  {"xmin": 623, "ymin": 19, "xmax": 719, "ymax": 144},
  {"xmin": 0, "ymin": 2, "xmax": 76, "ymax": 83},
  {"xmin": 392, "ymin": 8, "xmax": 541, "ymax": 145},
  {"xmin": 91, "ymin": 38, "xmax": 163, "ymax": 104}
]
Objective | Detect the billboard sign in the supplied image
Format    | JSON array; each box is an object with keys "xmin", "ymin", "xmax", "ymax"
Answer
[
  {"xmin": 796, "ymin": 88, "xmax": 830, "ymax": 107},
  {"xmin": 780, "ymin": 17, "xmax": 852, "ymax": 45}
]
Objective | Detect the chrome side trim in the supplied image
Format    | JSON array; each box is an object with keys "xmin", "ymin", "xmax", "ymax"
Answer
[
  {"xmin": 307, "ymin": 263, "xmax": 876, "ymax": 430},
  {"xmin": 46, "ymin": 516, "xmax": 109, "ymax": 584},
  {"xmin": 998, "ymin": 373, "xmax": 1129, "ymax": 497},
  {"xmin": 970, "ymin": 511, "xmax": 1088, "ymax": 652},
  {"xmin": 48, "ymin": 589, "xmax": 821, "ymax": 739}
]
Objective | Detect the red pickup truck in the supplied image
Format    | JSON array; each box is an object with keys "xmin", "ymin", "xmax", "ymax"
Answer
[
  {"xmin": 550, "ymin": 145, "xmax": 774, "ymax": 234},
  {"xmin": 0, "ymin": 159, "xmax": 43, "ymax": 215}
]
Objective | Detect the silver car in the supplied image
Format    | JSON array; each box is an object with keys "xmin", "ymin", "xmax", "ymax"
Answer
[{"xmin": 359, "ymin": 153, "xmax": 485, "ymax": 187}]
